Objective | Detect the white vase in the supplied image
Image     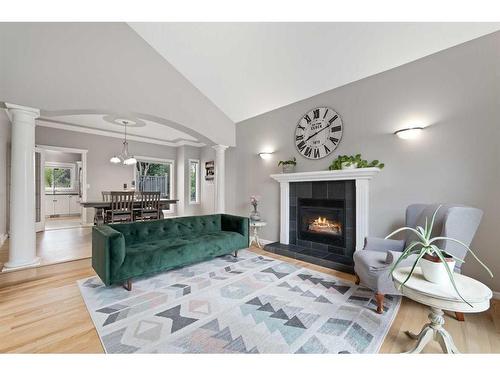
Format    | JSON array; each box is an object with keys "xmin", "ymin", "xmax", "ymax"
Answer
[
  {"xmin": 341, "ymin": 162, "xmax": 358, "ymax": 170},
  {"xmin": 420, "ymin": 256, "xmax": 456, "ymax": 284}
]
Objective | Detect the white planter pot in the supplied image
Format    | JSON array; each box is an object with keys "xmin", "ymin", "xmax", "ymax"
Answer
[
  {"xmin": 282, "ymin": 164, "xmax": 295, "ymax": 173},
  {"xmin": 341, "ymin": 162, "xmax": 358, "ymax": 170},
  {"xmin": 420, "ymin": 257, "xmax": 456, "ymax": 284}
]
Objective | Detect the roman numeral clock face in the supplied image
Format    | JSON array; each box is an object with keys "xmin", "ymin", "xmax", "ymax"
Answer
[{"xmin": 295, "ymin": 107, "xmax": 343, "ymax": 159}]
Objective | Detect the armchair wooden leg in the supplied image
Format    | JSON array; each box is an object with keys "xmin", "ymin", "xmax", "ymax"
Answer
[
  {"xmin": 375, "ymin": 293, "xmax": 385, "ymax": 314},
  {"xmin": 455, "ymin": 312, "xmax": 465, "ymax": 321},
  {"xmin": 354, "ymin": 273, "xmax": 360, "ymax": 285},
  {"xmin": 123, "ymin": 279, "xmax": 132, "ymax": 291},
  {"xmin": 234, "ymin": 250, "xmax": 238, "ymax": 258}
]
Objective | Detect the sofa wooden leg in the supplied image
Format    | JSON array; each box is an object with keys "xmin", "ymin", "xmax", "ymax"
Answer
[
  {"xmin": 355, "ymin": 273, "xmax": 360, "ymax": 285},
  {"xmin": 375, "ymin": 293, "xmax": 384, "ymax": 314},
  {"xmin": 234, "ymin": 250, "xmax": 238, "ymax": 258},
  {"xmin": 455, "ymin": 312, "xmax": 465, "ymax": 321},
  {"xmin": 123, "ymin": 279, "xmax": 132, "ymax": 291}
]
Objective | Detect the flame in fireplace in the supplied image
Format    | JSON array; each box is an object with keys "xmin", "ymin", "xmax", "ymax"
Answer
[{"xmin": 308, "ymin": 217, "xmax": 342, "ymax": 235}]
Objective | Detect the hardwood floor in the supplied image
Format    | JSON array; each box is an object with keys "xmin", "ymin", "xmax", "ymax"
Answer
[
  {"xmin": 44, "ymin": 216, "xmax": 84, "ymax": 230},
  {"xmin": 0, "ymin": 227, "xmax": 92, "ymax": 270},
  {"xmin": 0, "ymin": 246, "xmax": 499, "ymax": 353}
]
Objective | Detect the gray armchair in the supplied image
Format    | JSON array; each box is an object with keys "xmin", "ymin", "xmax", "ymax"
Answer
[{"xmin": 353, "ymin": 204, "xmax": 483, "ymax": 319}]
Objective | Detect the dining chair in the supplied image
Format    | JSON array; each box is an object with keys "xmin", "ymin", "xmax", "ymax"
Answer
[
  {"xmin": 102, "ymin": 191, "xmax": 111, "ymax": 202},
  {"xmin": 135, "ymin": 191, "xmax": 161, "ymax": 221},
  {"xmin": 106, "ymin": 191, "xmax": 135, "ymax": 223}
]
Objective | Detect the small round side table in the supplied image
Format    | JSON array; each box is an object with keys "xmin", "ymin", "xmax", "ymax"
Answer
[
  {"xmin": 393, "ymin": 267, "xmax": 492, "ymax": 354},
  {"xmin": 250, "ymin": 220, "xmax": 267, "ymax": 248}
]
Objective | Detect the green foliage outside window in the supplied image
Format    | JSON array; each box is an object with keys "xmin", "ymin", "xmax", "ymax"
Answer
[
  {"xmin": 45, "ymin": 166, "xmax": 72, "ymax": 191},
  {"xmin": 136, "ymin": 161, "xmax": 171, "ymax": 199}
]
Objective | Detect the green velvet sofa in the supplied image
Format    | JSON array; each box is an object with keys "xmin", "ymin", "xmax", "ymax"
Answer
[{"xmin": 92, "ymin": 214, "xmax": 249, "ymax": 289}]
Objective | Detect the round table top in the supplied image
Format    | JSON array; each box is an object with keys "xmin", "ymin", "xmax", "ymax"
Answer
[
  {"xmin": 393, "ymin": 267, "xmax": 492, "ymax": 313},
  {"xmin": 250, "ymin": 220, "xmax": 267, "ymax": 227}
]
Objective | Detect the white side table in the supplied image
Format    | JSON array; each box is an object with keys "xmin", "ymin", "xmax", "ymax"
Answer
[
  {"xmin": 250, "ymin": 221, "xmax": 267, "ymax": 248},
  {"xmin": 393, "ymin": 267, "xmax": 492, "ymax": 354}
]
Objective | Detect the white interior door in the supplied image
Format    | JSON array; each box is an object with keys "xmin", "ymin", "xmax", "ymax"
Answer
[{"xmin": 35, "ymin": 147, "xmax": 45, "ymax": 232}]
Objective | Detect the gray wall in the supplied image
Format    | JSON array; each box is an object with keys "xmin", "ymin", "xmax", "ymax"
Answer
[
  {"xmin": 180, "ymin": 146, "xmax": 202, "ymax": 216},
  {"xmin": 175, "ymin": 145, "xmax": 204, "ymax": 217},
  {"xmin": 44, "ymin": 150, "xmax": 81, "ymax": 164},
  {"xmin": 0, "ymin": 110, "xmax": 10, "ymax": 240},
  {"xmin": 0, "ymin": 23, "xmax": 235, "ymax": 146},
  {"xmin": 200, "ymin": 147, "xmax": 216, "ymax": 214},
  {"xmin": 228, "ymin": 32, "xmax": 500, "ymax": 291}
]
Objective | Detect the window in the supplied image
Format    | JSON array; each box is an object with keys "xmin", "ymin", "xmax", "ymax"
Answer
[
  {"xmin": 135, "ymin": 159, "xmax": 174, "ymax": 200},
  {"xmin": 189, "ymin": 159, "xmax": 200, "ymax": 204},
  {"xmin": 44, "ymin": 163, "xmax": 75, "ymax": 192}
]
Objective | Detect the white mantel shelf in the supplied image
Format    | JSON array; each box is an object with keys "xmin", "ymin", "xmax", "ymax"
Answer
[
  {"xmin": 270, "ymin": 167, "xmax": 381, "ymax": 251},
  {"xmin": 270, "ymin": 167, "xmax": 381, "ymax": 183}
]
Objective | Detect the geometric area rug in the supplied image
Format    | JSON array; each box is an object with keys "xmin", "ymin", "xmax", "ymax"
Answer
[{"xmin": 78, "ymin": 249, "xmax": 400, "ymax": 353}]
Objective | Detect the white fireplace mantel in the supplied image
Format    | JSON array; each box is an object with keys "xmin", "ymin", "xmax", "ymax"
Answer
[{"xmin": 270, "ymin": 168, "xmax": 381, "ymax": 251}]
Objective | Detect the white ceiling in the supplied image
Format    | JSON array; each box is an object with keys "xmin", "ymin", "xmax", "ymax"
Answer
[
  {"xmin": 37, "ymin": 114, "xmax": 205, "ymax": 147},
  {"xmin": 130, "ymin": 22, "xmax": 500, "ymax": 122}
]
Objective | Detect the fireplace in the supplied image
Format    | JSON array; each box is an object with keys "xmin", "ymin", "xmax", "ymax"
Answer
[
  {"xmin": 298, "ymin": 198, "xmax": 345, "ymax": 247},
  {"xmin": 267, "ymin": 168, "xmax": 380, "ymax": 274},
  {"xmin": 265, "ymin": 179, "xmax": 357, "ymax": 273}
]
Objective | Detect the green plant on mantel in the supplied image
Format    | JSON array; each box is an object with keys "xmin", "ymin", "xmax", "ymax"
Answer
[
  {"xmin": 328, "ymin": 154, "xmax": 385, "ymax": 170},
  {"xmin": 277, "ymin": 157, "xmax": 297, "ymax": 167}
]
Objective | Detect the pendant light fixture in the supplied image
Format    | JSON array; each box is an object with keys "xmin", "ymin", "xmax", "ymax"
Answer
[{"xmin": 110, "ymin": 120, "xmax": 137, "ymax": 165}]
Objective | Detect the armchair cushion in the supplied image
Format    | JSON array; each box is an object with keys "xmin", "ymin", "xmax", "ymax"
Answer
[{"xmin": 354, "ymin": 250, "xmax": 398, "ymax": 295}]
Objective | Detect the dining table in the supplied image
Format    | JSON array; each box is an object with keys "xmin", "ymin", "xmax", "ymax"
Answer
[{"xmin": 80, "ymin": 198, "xmax": 179, "ymax": 225}]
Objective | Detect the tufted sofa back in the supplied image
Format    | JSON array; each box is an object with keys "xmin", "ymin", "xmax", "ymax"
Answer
[{"xmin": 109, "ymin": 214, "xmax": 222, "ymax": 245}]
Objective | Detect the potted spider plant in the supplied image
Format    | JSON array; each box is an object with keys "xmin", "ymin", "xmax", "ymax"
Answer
[{"xmin": 387, "ymin": 205, "xmax": 493, "ymax": 306}]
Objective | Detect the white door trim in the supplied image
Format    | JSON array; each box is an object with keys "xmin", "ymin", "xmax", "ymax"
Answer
[{"xmin": 35, "ymin": 147, "xmax": 45, "ymax": 232}]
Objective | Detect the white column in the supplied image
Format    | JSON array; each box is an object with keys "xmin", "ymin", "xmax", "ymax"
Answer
[
  {"xmin": 279, "ymin": 182, "xmax": 290, "ymax": 244},
  {"xmin": 355, "ymin": 179, "xmax": 370, "ymax": 252},
  {"xmin": 212, "ymin": 145, "xmax": 228, "ymax": 213},
  {"xmin": 3, "ymin": 103, "xmax": 40, "ymax": 271}
]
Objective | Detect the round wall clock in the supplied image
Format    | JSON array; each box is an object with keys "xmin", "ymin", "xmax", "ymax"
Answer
[{"xmin": 294, "ymin": 107, "xmax": 343, "ymax": 159}]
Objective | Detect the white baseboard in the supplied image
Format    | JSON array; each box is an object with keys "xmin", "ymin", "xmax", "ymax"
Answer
[
  {"xmin": 259, "ymin": 239, "xmax": 274, "ymax": 245},
  {"xmin": 0, "ymin": 233, "xmax": 7, "ymax": 248},
  {"xmin": 249, "ymin": 238, "xmax": 274, "ymax": 247}
]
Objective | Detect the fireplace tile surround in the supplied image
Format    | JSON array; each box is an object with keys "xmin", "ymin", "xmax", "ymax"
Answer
[
  {"xmin": 266, "ymin": 168, "xmax": 380, "ymax": 273},
  {"xmin": 267, "ymin": 180, "xmax": 356, "ymax": 272}
]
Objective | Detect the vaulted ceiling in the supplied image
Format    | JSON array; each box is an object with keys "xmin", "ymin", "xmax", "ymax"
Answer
[{"xmin": 130, "ymin": 23, "xmax": 500, "ymax": 122}]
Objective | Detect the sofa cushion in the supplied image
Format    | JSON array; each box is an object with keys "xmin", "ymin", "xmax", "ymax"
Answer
[{"xmin": 114, "ymin": 231, "xmax": 246, "ymax": 281}]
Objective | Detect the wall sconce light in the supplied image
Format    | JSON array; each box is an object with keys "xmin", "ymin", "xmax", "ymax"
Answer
[
  {"xmin": 394, "ymin": 127, "xmax": 424, "ymax": 140},
  {"xmin": 258, "ymin": 152, "xmax": 273, "ymax": 160}
]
